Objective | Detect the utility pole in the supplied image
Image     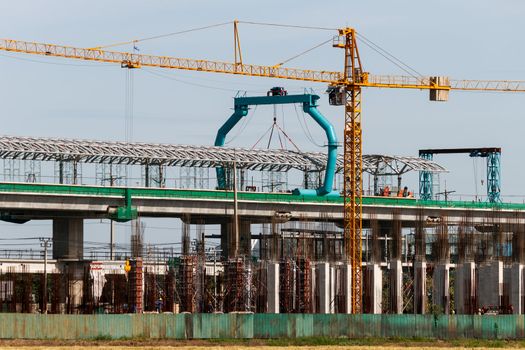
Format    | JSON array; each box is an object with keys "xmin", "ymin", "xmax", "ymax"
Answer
[
  {"xmin": 102, "ymin": 169, "xmax": 122, "ymax": 261},
  {"xmin": 40, "ymin": 237, "xmax": 52, "ymax": 314},
  {"xmin": 232, "ymin": 157, "xmax": 239, "ymax": 257}
]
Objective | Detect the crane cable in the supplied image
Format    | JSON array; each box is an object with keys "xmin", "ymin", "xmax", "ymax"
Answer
[
  {"xmin": 225, "ymin": 105, "xmax": 257, "ymax": 145},
  {"xmin": 472, "ymin": 157, "xmax": 479, "ymax": 201},
  {"xmin": 293, "ymin": 103, "xmax": 323, "ymax": 147},
  {"xmin": 90, "ymin": 21, "xmax": 233, "ymax": 50},
  {"xmin": 273, "ymin": 37, "xmax": 333, "ymax": 68},
  {"xmin": 238, "ymin": 21, "xmax": 336, "ymax": 31},
  {"xmin": 355, "ymin": 32, "xmax": 423, "ymax": 79}
]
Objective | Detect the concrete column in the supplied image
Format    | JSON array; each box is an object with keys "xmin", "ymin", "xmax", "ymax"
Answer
[
  {"xmin": 267, "ymin": 262, "xmax": 279, "ymax": 313},
  {"xmin": 329, "ymin": 266, "xmax": 336, "ymax": 314},
  {"xmin": 239, "ymin": 221, "xmax": 252, "ymax": 257},
  {"xmin": 220, "ymin": 223, "xmax": 231, "ymax": 259},
  {"xmin": 509, "ymin": 263, "xmax": 523, "ymax": 314},
  {"xmin": 318, "ymin": 262, "xmax": 330, "ymax": 314},
  {"xmin": 413, "ymin": 261, "xmax": 426, "ymax": 314},
  {"xmin": 455, "ymin": 262, "xmax": 476, "ymax": 314},
  {"xmin": 478, "ymin": 261, "xmax": 503, "ymax": 310},
  {"xmin": 343, "ymin": 264, "xmax": 352, "ymax": 314},
  {"xmin": 53, "ymin": 218, "xmax": 84, "ymax": 260},
  {"xmin": 389, "ymin": 259, "xmax": 403, "ymax": 314},
  {"xmin": 310, "ymin": 264, "xmax": 317, "ymax": 314},
  {"xmin": 365, "ymin": 263, "xmax": 382, "ymax": 314},
  {"xmin": 432, "ymin": 263, "xmax": 450, "ymax": 314},
  {"xmin": 66, "ymin": 261, "xmax": 84, "ymax": 314}
]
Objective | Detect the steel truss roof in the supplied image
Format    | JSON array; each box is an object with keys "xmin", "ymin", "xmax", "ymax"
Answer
[{"xmin": 0, "ymin": 136, "xmax": 446, "ymax": 174}]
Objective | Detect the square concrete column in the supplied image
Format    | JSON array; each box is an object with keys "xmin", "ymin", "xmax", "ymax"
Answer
[
  {"xmin": 343, "ymin": 264, "xmax": 352, "ymax": 314},
  {"xmin": 365, "ymin": 263, "xmax": 382, "ymax": 314},
  {"xmin": 413, "ymin": 261, "xmax": 427, "ymax": 314},
  {"xmin": 239, "ymin": 221, "xmax": 252, "ymax": 257},
  {"xmin": 432, "ymin": 263, "xmax": 450, "ymax": 314},
  {"xmin": 455, "ymin": 262, "xmax": 476, "ymax": 314},
  {"xmin": 389, "ymin": 259, "xmax": 403, "ymax": 314},
  {"xmin": 478, "ymin": 261, "xmax": 503, "ymax": 310},
  {"xmin": 53, "ymin": 218, "xmax": 84, "ymax": 260},
  {"xmin": 66, "ymin": 261, "xmax": 85, "ymax": 314},
  {"xmin": 267, "ymin": 262, "xmax": 279, "ymax": 313},
  {"xmin": 329, "ymin": 266, "xmax": 336, "ymax": 314},
  {"xmin": 220, "ymin": 223, "xmax": 233, "ymax": 259},
  {"xmin": 509, "ymin": 263, "xmax": 523, "ymax": 314},
  {"xmin": 310, "ymin": 264, "xmax": 317, "ymax": 313},
  {"xmin": 318, "ymin": 262, "xmax": 330, "ymax": 314}
]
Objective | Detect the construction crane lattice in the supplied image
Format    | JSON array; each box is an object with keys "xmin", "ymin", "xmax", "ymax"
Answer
[{"xmin": 1, "ymin": 23, "xmax": 524, "ymax": 314}]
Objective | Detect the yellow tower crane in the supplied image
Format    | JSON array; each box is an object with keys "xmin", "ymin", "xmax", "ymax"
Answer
[{"xmin": 1, "ymin": 26, "xmax": 525, "ymax": 313}]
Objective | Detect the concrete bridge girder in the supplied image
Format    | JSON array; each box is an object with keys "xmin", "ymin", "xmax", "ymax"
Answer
[{"xmin": 0, "ymin": 192, "xmax": 524, "ymax": 227}]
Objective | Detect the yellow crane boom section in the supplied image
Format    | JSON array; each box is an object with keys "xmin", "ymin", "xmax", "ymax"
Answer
[
  {"xmin": 0, "ymin": 38, "xmax": 341, "ymax": 83},
  {"xmin": 3, "ymin": 38, "xmax": 523, "ymax": 92}
]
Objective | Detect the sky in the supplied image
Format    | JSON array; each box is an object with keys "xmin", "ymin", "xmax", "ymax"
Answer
[{"xmin": 0, "ymin": 0, "xmax": 524, "ymax": 252}]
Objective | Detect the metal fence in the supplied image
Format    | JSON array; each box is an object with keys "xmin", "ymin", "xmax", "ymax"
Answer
[{"xmin": 0, "ymin": 314, "xmax": 524, "ymax": 339}]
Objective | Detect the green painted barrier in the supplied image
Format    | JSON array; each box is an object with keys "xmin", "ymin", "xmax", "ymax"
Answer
[
  {"xmin": 0, "ymin": 314, "xmax": 523, "ymax": 340},
  {"xmin": 0, "ymin": 181, "xmax": 524, "ymax": 211}
]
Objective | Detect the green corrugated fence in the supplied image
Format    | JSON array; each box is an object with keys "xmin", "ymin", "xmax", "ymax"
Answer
[{"xmin": 1, "ymin": 314, "xmax": 525, "ymax": 339}]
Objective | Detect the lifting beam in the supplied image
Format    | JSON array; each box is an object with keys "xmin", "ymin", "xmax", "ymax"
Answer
[{"xmin": 214, "ymin": 92, "xmax": 338, "ymax": 196}]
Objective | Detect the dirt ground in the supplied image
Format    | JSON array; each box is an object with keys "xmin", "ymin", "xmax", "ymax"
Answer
[
  {"xmin": 1, "ymin": 339, "xmax": 525, "ymax": 350},
  {"xmin": 0, "ymin": 348, "xmax": 518, "ymax": 350}
]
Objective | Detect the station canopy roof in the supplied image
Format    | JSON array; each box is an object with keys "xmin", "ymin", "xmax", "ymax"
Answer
[{"xmin": 0, "ymin": 136, "xmax": 446, "ymax": 175}]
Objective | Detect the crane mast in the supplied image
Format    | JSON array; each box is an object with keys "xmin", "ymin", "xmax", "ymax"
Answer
[{"xmin": 336, "ymin": 28, "xmax": 364, "ymax": 313}]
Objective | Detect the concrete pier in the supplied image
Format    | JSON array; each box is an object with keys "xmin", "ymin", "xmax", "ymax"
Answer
[
  {"xmin": 432, "ymin": 263, "xmax": 450, "ymax": 314},
  {"xmin": 365, "ymin": 263, "xmax": 382, "ymax": 314},
  {"xmin": 318, "ymin": 262, "xmax": 330, "ymax": 314},
  {"xmin": 509, "ymin": 263, "xmax": 523, "ymax": 314},
  {"xmin": 414, "ymin": 261, "xmax": 427, "ymax": 314},
  {"xmin": 478, "ymin": 261, "xmax": 503, "ymax": 310},
  {"xmin": 267, "ymin": 262, "xmax": 279, "ymax": 313},
  {"xmin": 455, "ymin": 262, "xmax": 476, "ymax": 314},
  {"xmin": 343, "ymin": 264, "xmax": 352, "ymax": 314},
  {"xmin": 52, "ymin": 218, "xmax": 84, "ymax": 260},
  {"xmin": 389, "ymin": 259, "xmax": 403, "ymax": 314},
  {"xmin": 310, "ymin": 264, "xmax": 317, "ymax": 313},
  {"xmin": 329, "ymin": 266, "xmax": 336, "ymax": 314},
  {"xmin": 239, "ymin": 221, "xmax": 252, "ymax": 257},
  {"xmin": 66, "ymin": 262, "xmax": 84, "ymax": 313}
]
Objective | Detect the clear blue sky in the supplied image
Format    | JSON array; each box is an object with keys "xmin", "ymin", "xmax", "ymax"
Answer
[{"xmin": 0, "ymin": 0, "xmax": 524, "ymax": 251}]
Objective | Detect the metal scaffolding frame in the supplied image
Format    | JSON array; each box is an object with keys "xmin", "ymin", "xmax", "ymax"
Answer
[{"xmin": 0, "ymin": 136, "xmax": 445, "ymax": 175}]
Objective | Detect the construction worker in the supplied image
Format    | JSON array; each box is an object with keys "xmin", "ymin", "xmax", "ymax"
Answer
[{"xmin": 155, "ymin": 297, "xmax": 163, "ymax": 313}]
